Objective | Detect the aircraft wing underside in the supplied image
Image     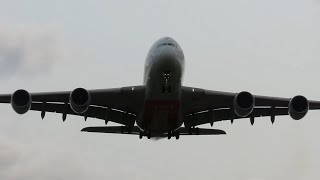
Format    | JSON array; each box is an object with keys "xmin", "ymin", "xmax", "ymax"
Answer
[
  {"xmin": 1, "ymin": 85, "xmax": 320, "ymax": 136},
  {"xmin": 0, "ymin": 86, "xmax": 145, "ymax": 126},
  {"xmin": 182, "ymin": 86, "xmax": 320, "ymax": 127}
]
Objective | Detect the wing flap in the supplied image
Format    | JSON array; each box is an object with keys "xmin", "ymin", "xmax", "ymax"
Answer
[
  {"xmin": 184, "ymin": 107, "xmax": 288, "ymax": 127},
  {"xmin": 31, "ymin": 102, "xmax": 136, "ymax": 126}
]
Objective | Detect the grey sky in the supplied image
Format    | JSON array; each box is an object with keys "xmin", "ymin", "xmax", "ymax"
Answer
[{"xmin": 0, "ymin": 0, "xmax": 320, "ymax": 179}]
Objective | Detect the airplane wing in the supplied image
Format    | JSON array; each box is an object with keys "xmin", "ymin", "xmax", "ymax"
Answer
[
  {"xmin": 182, "ymin": 86, "xmax": 320, "ymax": 127},
  {"xmin": 0, "ymin": 86, "xmax": 145, "ymax": 127}
]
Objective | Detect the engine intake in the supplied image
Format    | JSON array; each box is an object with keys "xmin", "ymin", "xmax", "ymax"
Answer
[
  {"xmin": 289, "ymin": 95, "xmax": 309, "ymax": 120},
  {"xmin": 234, "ymin": 91, "xmax": 255, "ymax": 117},
  {"xmin": 11, "ymin": 89, "xmax": 32, "ymax": 114},
  {"xmin": 70, "ymin": 88, "xmax": 91, "ymax": 114}
]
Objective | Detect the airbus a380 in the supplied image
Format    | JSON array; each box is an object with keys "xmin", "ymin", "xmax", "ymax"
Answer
[{"xmin": 0, "ymin": 37, "xmax": 319, "ymax": 140}]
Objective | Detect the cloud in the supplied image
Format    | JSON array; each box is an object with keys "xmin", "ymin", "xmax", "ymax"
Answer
[
  {"xmin": 0, "ymin": 24, "xmax": 62, "ymax": 77},
  {"xmin": 0, "ymin": 136, "xmax": 89, "ymax": 180},
  {"xmin": 0, "ymin": 137, "xmax": 24, "ymax": 172}
]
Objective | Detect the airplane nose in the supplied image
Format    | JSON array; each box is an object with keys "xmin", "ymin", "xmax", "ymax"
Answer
[
  {"xmin": 152, "ymin": 47, "xmax": 182, "ymax": 73},
  {"xmin": 158, "ymin": 46, "xmax": 179, "ymax": 60}
]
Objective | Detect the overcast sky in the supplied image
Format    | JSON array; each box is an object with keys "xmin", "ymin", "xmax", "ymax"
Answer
[{"xmin": 0, "ymin": 0, "xmax": 320, "ymax": 179}]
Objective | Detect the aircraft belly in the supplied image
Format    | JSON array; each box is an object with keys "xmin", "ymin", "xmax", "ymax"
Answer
[
  {"xmin": 142, "ymin": 100, "xmax": 182, "ymax": 132},
  {"xmin": 139, "ymin": 53, "xmax": 183, "ymax": 133}
]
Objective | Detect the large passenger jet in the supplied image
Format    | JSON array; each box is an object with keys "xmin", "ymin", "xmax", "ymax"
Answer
[{"xmin": 0, "ymin": 37, "xmax": 319, "ymax": 139}]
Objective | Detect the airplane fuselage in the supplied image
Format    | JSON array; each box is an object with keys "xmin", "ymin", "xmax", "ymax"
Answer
[{"xmin": 136, "ymin": 37, "xmax": 185, "ymax": 133}]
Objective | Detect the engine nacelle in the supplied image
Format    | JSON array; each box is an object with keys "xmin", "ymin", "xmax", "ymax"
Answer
[
  {"xmin": 233, "ymin": 91, "xmax": 255, "ymax": 117},
  {"xmin": 289, "ymin": 95, "xmax": 309, "ymax": 120},
  {"xmin": 11, "ymin": 89, "xmax": 32, "ymax": 114},
  {"xmin": 69, "ymin": 88, "xmax": 91, "ymax": 114}
]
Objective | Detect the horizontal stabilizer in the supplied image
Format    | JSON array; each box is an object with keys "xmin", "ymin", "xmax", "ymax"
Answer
[
  {"xmin": 179, "ymin": 128, "xmax": 226, "ymax": 135},
  {"xmin": 82, "ymin": 126, "xmax": 140, "ymax": 135},
  {"xmin": 81, "ymin": 126, "xmax": 226, "ymax": 136}
]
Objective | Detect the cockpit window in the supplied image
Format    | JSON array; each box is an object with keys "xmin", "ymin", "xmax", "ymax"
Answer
[{"xmin": 157, "ymin": 43, "xmax": 176, "ymax": 48}]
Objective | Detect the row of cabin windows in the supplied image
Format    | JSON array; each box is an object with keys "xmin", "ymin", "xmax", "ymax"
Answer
[{"xmin": 157, "ymin": 43, "xmax": 176, "ymax": 48}]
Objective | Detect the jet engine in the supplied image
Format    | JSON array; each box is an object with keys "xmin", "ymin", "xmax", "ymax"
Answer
[
  {"xmin": 11, "ymin": 89, "xmax": 32, "ymax": 114},
  {"xmin": 233, "ymin": 91, "xmax": 255, "ymax": 117},
  {"xmin": 288, "ymin": 95, "xmax": 309, "ymax": 120},
  {"xmin": 69, "ymin": 88, "xmax": 91, "ymax": 114}
]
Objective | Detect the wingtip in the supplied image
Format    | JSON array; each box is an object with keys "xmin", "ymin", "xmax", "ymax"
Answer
[
  {"xmin": 81, "ymin": 127, "xmax": 89, "ymax": 132},
  {"xmin": 218, "ymin": 129, "xmax": 227, "ymax": 135}
]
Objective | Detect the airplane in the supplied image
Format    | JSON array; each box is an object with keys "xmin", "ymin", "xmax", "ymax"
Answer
[{"xmin": 0, "ymin": 37, "xmax": 319, "ymax": 140}]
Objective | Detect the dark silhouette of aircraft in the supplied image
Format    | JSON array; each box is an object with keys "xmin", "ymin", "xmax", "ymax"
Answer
[{"xmin": 0, "ymin": 37, "xmax": 318, "ymax": 140}]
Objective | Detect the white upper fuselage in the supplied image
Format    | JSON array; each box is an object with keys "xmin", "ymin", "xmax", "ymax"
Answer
[{"xmin": 137, "ymin": 37, "xmax": 185, "ymax": 133}]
